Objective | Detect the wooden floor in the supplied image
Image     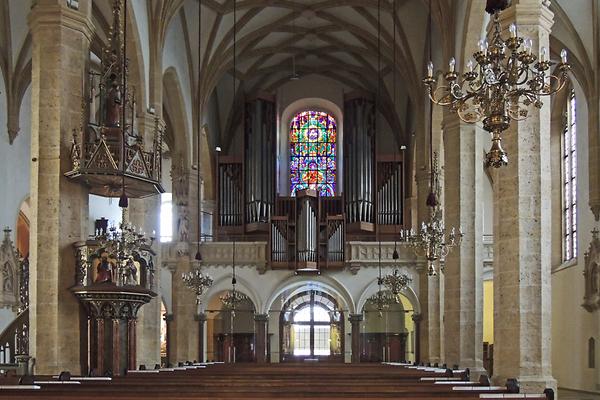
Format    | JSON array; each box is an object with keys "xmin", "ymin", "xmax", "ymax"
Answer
[{"xmin": 0, "ymin": 363, "xmax": 551, "ymax": 400}]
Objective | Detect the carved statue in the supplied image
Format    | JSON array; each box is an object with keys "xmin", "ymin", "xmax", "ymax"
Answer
[
  {"xmin": 95, "ymin": 254, "xmax": 114, "ymax": 283},
  {"xmin": 105, "ymin": 73, "xmax": 122, "ymax": 127},
  {"xmin": 583, "ymin": 228, "xmax": 600, "ymax": 312},
  {"xmin": 2, "ymin": 262, "xmax": 12, "ymax": 292},
  {"xmin": 121, "ymin": 256, "xmax": 138, "ymax": 286},
  {"xmin": 177, "ymin": 205, "xmax": 190, "ymax": 243},
  {"xmin": 172, "ymin": 158, "xmax": 189, "ymax": 205}
]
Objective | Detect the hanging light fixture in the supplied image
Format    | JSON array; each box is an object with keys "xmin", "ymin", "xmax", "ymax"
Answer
[
  {"xmin": 423, "ymin": 0, "xmax": 570, "ymax": 168},
  {"xmin": 182, "ymin": 267, "xmax": 214, "ymax": 305},
  {"xmin": 401, "ymin": 153, "xmax": 463, "ymax": 276},
  {"xmin": 219, "ymin": 241, "xmax": 248, "ymax": 316},
  {"xmin": 195, "ymin": 0, "xmax": 203, "ymax": 261},
  {"xmin": 399, "ymin": 0, "xmax": 463, "ymax": 277}
]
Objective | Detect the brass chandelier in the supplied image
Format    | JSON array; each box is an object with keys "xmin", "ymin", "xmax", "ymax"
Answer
[
  {"xmin": 423, "ymin": 1, "xmax": 570, "ymax": 168},
  {"xmin": 182, "ymin": 268, "xmax": 214, "ymax": 305},
  {"xmin": 401, "ymin": 154, "xmax": 463, "ymax": 276}
]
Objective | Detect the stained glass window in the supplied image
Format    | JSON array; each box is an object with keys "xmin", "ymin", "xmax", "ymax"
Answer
[
  {"xmin": 563, "ymin": 89, "xmax": 577, "ymax": 261},
  {"xmin": 290, "ymin": 111, "xmax": 337, "ymax": 196}
]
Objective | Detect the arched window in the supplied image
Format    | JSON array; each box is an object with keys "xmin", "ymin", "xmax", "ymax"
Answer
[
  {"xmin": 563, "ymin": 89, "xmax": 577, "ymax": 261},
  {"xmin": 289, "ymin": 111, "xmax": 337, "ymax": 196}
]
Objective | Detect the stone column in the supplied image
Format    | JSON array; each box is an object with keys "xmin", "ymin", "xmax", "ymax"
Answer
[
  {"xmin": 129, "ymin": 195, "xmax": 161, "ymax": 369},
  {"xmin": 492, "ymin": 2, "xmax": 556, "ymax": 392},
  {"xmin": 442, "ymin": 113, "xmax": 484, "ymax": 374},
  {"xmin": 196, "ymin": 312, "xmax": 207, "ymax": 362},
  {"xmin": 415, "ymin": 169, "xmax": 431, "ymax": 362},
  {"xmin": 412, "ymin": 313, "xmax": 422, "ymax": 363},
  {"xmin": 164, "ymin": 313, "xmax": 174, "ymax": 365},
  {"xmin": 254, "ymin": 314, "xmax": 269, "ymax": 363},
  {"xmin": 170, "ymin": 259, "xmax": 199, "ymax": 363},
  {"xmin": 427, "ymin": 274, "xmax": 441, "ymax": 364},
  {"xmin": 349, "ymin": 314, "xmax": 362, "ymax": 363},
  {"xmin": 28, "ymin": 0, "xmax": 93, "ymax": 375}
]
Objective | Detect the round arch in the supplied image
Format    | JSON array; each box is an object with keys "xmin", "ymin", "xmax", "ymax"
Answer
[
  {"xmin": 356, "ymin": 278, "xmax": 421, "ymax": 316},
  {"xmin": 263, "ymin": 275, "xmax": 355, "ymax": 315},
  {"xmin": 278, "ymin": 97, "xmax": 344, "ymax": 196},
  {"xmin": 200, "ymin": 274, "xmax": 262, "ymax": 314}
]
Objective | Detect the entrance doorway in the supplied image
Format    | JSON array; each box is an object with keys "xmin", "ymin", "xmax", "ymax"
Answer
[{"xmin": 280, "ymin": 290, "xmax": 344, "ymax": 362}]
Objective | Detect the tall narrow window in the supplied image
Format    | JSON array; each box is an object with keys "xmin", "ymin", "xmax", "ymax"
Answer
[
  {"xmin": 290, "ymin": 111, "xmax": 337, "ymax": 196},
  {"xmin": 563, "ymin": 89, "xmax": 577, "ymax": 261}
]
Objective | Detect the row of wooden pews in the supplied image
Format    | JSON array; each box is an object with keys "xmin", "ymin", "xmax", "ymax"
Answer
[{"xmin": 0, "ymin": 362, "xmax": 554, "ymax": 399}]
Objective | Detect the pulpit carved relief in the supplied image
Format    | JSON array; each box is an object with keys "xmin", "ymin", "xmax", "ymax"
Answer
[{"xmin": 0, "ymin": 228, "xmax": 20, "ymax": 310}]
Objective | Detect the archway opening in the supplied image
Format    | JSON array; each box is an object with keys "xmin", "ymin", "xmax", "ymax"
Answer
[
  {"xmin": 206, "ymin": 290, "xmax": 257, "ymax": 363},
  {"xmin": 360, "ymin": 292, "xmax": 414, "ymax": 363},
  {"xmin": 280, "ymin": 290, "xmax": 344, "ymax": 362}
]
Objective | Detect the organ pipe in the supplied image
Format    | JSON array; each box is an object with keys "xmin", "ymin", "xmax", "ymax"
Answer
[
  {"xmin": 344, "ymin": 95, "xmax": 376, "ymax": 225},
  {"xmin": 376, "ymin": 161, "xmax": 402, "ymax": 225},
  {"xmin": 245, "ymin": 96, "xmax": 276, "ymax": 225},
  {"xmin": 217, "ymin": 162, "xmax": 243, "ymax": 227}
]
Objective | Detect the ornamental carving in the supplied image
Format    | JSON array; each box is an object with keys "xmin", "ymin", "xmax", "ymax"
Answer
[
  {"xmin": 583, "ymin": 228, "xmax": 600, "ymax": 312},
  {"xmin": 0, "ymin": 228, "xmax": 20, "ymax": 310}
]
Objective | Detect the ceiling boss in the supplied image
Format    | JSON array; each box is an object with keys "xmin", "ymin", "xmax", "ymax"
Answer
[{"xmin": 423, "ymin": 0, "xmax": 571, "ymax": 168}]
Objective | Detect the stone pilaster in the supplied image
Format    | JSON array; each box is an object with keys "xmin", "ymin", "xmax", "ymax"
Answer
[
  {"xmin": 427, "ymin": 273, "xmax": 441, "ymax": 364},
  {"xmin": 195, "ymin": 312, "xmax": 207, "ymax": 362},
  {"xmin": 415, "ymin": 169, "xmax": 432, "ymax": 363},
  {"xmin": 27, "ymin": 0, "xmax": 93, "ymax": 375},
  {"xmin": 169, "ymin": 258, "xmax": 199, "ymax": 363},
  {"xmin": 129, "ymin": 195, "xmax": 161, "ymax": 368},
  {"xmin": 442, "ymin": 113, "xmax": 484, "ymax": 374},
  {"xmin": 254, "ymin": 313, "xmax": 269, "ymax": 363},
  {"xmin": 349, "ymin": 314, "xmax": 363, "ymax": 363},
  {"xmin": 493, "ymin": 1, "xmax": 556, "ymax": 392}
]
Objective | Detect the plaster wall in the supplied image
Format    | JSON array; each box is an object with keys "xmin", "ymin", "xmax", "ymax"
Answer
[
  {"xmin": 0, "ymin": 81, "xmax": 31, "ymax": 233},
  {"xmin": 551, "ymin": 81, "xmax": 599, "ymax": 393}
]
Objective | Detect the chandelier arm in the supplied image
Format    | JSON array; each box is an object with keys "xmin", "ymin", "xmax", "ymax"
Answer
[{"xmin": 540, "ymin": 73, "xmax": 569, "ymax": 96}]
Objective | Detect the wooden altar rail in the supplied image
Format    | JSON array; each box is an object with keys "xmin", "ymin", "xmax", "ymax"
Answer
[{"xmin": 0, "ymin": 363, "xmax": 553, "ymax": 399}]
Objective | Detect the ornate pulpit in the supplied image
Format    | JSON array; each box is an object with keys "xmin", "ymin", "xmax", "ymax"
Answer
[{"xmin": 72, "ymin": 239, "xmax": 156, "ymax": 375}]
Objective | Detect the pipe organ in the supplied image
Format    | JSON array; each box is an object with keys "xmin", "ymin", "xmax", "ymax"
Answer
[
  {"xmin": 344, "ymin": 94, "xmax": 376, "ymax": 230},
  {"xmin": 269, "ymin": 191, "xmax": 345, "ymax": 272},
  {"xmin": 376, "ymin": 157, "xmax": 403, "ymax": 229},
  {"xmin": 217, "ymin": 157, "xmax": 243, "ymax": 231},
  {"xmin": 215, "ymin": 92, "xmax": 404, "ymax": 270},
  {"xmin": 245, "ymin": 95, "xmax": 276, "ymax": 229}
]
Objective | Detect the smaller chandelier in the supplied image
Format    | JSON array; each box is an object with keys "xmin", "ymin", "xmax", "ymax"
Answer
[
  {"xmin": 96, "ymin": 222, "xmax": 155, "ymax": 260},
  {"xmin": 220, "ymin": 290, "xmax": 249, "ymax": 317},
  {"xmin": 401, "ymin": 155, "xmax": 462, "ymax": 276},
  {"xmin": 423, "ymin": 3, "xmax": 570, "ymax": 168},
  {"xmin": 382, "ymin": 269, "xmax": 412, "ymax": 295},
  {"xmin": 367, "ymin": 291, "xmax": 400, "ymax": 317},
  {"xmin": 182, "ymin": 268, "xmax": 214, "ymax": 304}
]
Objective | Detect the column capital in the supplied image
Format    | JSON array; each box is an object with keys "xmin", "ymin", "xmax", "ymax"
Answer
[
  {"xmin": 254, "ymin": 313, "xmax": 269, "ymax": 322},
  {"xmin": 28, "ymin": 0, "xmax": 94, "ymax": 42},
  {"xmin": 499, "ymin": 2, "xmax": 554, "ymax": 34},
  {"xmin": 348, "ymin": 313, "xmax": 363, "ymax": 323}
]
